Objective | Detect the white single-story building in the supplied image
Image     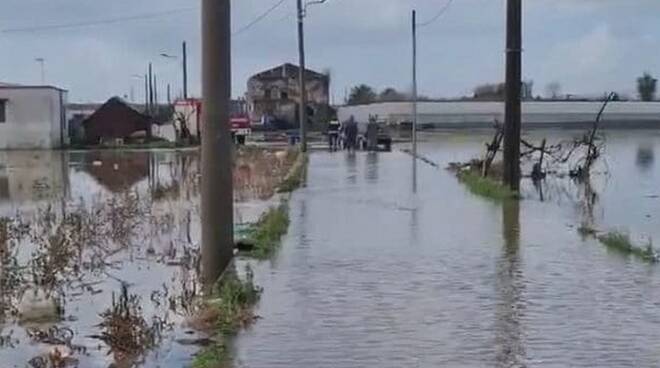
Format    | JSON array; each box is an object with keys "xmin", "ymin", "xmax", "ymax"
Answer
[
  {"xmin": 338, "ymin": 101, "xmax": 660, "ymax": 129},
  {"xmin": 0, "ymin": 83, "xmax": 68, "ymax": 149}
]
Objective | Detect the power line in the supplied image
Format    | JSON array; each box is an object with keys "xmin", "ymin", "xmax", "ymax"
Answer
[
  {"xmin": 2, "ymin": 1, "xmax": 290, "ymax": 36},
  {"xmin": 1, "ymin": 7, "xmax": 197, "ymax": 34},
  {"xmin": 416, "ymin": 0, "xmax": 454, "ymax": 28},
  {"xmin": 233, "ymin": 0, "xmax": 288, "ymax": 35}
]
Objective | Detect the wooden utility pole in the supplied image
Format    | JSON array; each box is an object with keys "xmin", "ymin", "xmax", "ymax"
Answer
[
  {"xmin": 201, "ymin": 0, "xmax": 234, "ymax": 283},
  {"xmin": 503, "ymin": 0, "xmax": 522, "ymax": 191},
  {"xmin": 296, "ymin": 0, "xmax": 308, "ymax": 152},
  {"xmin": 183, "ymin": 41, "xmax": 189, "ymax": 100}
]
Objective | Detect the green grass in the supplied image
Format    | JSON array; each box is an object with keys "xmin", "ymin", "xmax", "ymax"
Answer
[
  {"xmin": 277, "ymin": 153, "xmax": 308, "ymax": 193},
  {"xmin": 243, "ymin": 203, "xmax": 291, "ymax": 259},
  {"xmin": 192, "ymin": 266, "xmax": 262, "ymax": 368},
  {"xmin": 456, "ymin": 170, "xmax": 518, "ymax": 201},
  {"xmin": 597, "ymin": 231, "xmax": 658, "ymax": 263}
]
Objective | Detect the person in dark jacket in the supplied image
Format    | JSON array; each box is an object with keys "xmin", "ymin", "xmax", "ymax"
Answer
[{"xmin": 344, "ymin": 116, "xmax": 358, "ymax": 152}]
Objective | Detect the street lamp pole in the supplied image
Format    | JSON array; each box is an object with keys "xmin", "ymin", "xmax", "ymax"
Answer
[
  {"xmin": 183, "ymin": 41, "xmax": 189, "ymax": 100},
  {"xmin": 296, "ymin": 0, "xmax": 327, "ymax": 153},
  {"xmin": 296, "ymin": 0, "xmax": 308, "ymax": 152}
]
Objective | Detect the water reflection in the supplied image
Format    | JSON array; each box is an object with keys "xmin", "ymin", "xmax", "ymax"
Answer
[
  {"xmin": 0, "ymin": 151, "xmax": 69, "ymax": 206},
  {"xmin": 0, "ymin": 147, "xmax": 305, "ymax": 367},
  {"xmin": 496, "ymin": 200, "xmax": 527, "ymax": 367},
  {"xmin": 636, "ymin": 144, "xmax": 655, "ymax": 172},
  {"xmin": 83, "ymin": 151, "xmax": 150, "ymax": 193},
  {"xmin": 365, "ymin": 152, "xmax": 379, "ymax": 184},
  {"xmin": 345, "ymin": 152, "xmax": 358, "ymax": 185}
]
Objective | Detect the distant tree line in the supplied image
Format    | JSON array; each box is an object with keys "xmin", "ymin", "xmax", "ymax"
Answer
[
  {"xmin": 346, "ymin": 84, "xmax": 410, "ymax": 105},
  {"xmin": 346, "ymin": 72, "xmax": 659, "ymax": 105},
  {"xmin": 637, "ymin": 72, "xmax": 657, "ymax": 101}
]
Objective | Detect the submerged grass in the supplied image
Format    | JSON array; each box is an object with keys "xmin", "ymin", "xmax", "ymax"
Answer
[
  {"xmin": 192, "ymin": 266, "xmax": 262, "ymax": 368},
  {"xmin": 244, "ymin": 203, "xmax": 291, "ymax": 259},
  {"xmin": 456, "ymin": 170, "xmax": 518, "ymax": 201},
  {"xmin": 597, "ymin": 231, "xmax": 658, "ymax": 263},
  {"xmin": 277, "ymin": 153, "xmax": 308, "ymax": 193}
]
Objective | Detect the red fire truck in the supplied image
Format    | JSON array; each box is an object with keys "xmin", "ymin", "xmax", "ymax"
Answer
[{"xmin": 174, "ymin": 99, "xmax": 251, "ymax": 145}]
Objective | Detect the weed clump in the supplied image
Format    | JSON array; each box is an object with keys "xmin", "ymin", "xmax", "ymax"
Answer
[
  {"xmin": 192, "ymin": 266, "xmax": 261, "ymax": 368},
  {"xmin": 277, "ymin": 153, "xmax": 308, "ymax": 193},
  {"xmin": 244, "ymin": 203, "xmax": 291, "ymax": 259},
  {"xmin": 456, "ymin": 170, "xmax": 518, "ymax": 201},
  {"xmin": 597, "ymin": 231, "xmax": 658, "ymax": 263},
  {"xmin": 97, "ymin": 284, "xmax": 165, "ymax": 359}
]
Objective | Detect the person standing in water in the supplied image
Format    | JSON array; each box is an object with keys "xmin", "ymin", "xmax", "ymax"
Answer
[
  {"xmin": 344, "ymin": 115, "xmax": 358, "ymax": 152},
  {"xmin": 328, "ymin": 119, "xmax": 340, "ymax": 151}
]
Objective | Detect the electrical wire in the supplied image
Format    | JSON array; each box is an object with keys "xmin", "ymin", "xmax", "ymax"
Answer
[
  {"xmin": 0, "ymin": 7, "xmax": 197, "ymax": 34},
  {"xmin": 233, "ymin": 0, "xmax": 288, "ymax": 35},
  {"xmin": 416, "ymin": 0, "xmax": 454, "ymax": 28},
  {"xmin": 2, "ymin": 0, "xmax": 288, "ymax": 36}
]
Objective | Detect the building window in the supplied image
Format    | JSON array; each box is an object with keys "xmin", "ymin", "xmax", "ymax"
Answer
[
  {"xmin": 281, "ymin": 91, "xmax": 289, "ymax": 100},
  {"xmin": 0, "ymin": 100, "xmax": 6, "ymax": 123}
]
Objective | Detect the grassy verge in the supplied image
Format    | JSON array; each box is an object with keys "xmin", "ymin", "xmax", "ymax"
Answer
[
  {"xmin": 277, "ymin": 153, "xmax": 308, "ymax": 193},
  {"xmin": 597, "ymin": 231, "xmax": 657, "ymax": 263},
  {"xmin": 193, "ymin": 149, "xmax": 301, "ymax": 367},
  {"xmin": 242, "ymin": 203, "xmax": 291, "ymax": 259},
  {"xmin": 192, "ymin": 266, "xmax": 262, "ymax": 368},
  {"xmin": 456, "ymin": 170, "xmax": 518, "ymax": 201}
]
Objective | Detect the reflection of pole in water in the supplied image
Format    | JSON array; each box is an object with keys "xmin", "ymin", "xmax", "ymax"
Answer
[
  {"xmin": 365, "ymin": 152, "xmax": 379, "ymax": 183},
  {"xmin": 412, "ymin": 155, "xmax": 418, "ymax": 193},
  {"xmin": 495, "ymin": 199, "xmax": 526, "ymax": 367}
]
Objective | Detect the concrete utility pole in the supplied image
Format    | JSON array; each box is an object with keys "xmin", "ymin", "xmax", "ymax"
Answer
[
  {"xmin": 296, "ymin": 0, "xmax": 308, "ymax": 152},
  {"xmin": 411, "ymin": 10, "xmax": 418, "ymax": 193},
  {"xmin": 503, "ymin": 0, "xmax": 522, "ymax": 192},
  {"xmin": 154, "ymin": 74, "xmax": 159, "ymax": 113},
  {"xmin": 412, "ymin": 10, "xmax": 418, "ymax": 162},
  {"xmin": 183, "ymin": 41, "xmax": 189, "ymax": 100},
  {"xmin": 148, "ymin": 62, "xmax": 154, "ymax": 114},
  {"xmin": 144, "ymin": 74, "xmax": 149, "ymax": 112},
  {"xmin": 201, "ymin": 0, "xmax": 234, "ymax": 283}
]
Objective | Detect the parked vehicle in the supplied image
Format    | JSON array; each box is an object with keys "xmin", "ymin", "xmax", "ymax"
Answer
[
  {"xmin": 174, "ymin": 99, "xmax": 251, "ymax": 145},
  {"xmin": 230, "ymin": 114, "xmax": 251, "ymax": 145}
]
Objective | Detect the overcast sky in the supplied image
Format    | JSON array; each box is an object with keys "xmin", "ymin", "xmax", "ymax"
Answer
[{"xmin": 1, "ymin": 0, "xmax": 659, "ymax": 103}]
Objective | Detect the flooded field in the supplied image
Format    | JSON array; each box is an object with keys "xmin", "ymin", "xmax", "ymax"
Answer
[
  {"xmin": 234, "ymin": 130, "xmax": 660, "ymax": 368},
  {"xmin": 0, "ymin": 147, "xmax": 295, "ymax": 367}
]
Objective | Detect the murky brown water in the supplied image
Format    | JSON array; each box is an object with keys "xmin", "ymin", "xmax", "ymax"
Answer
[
  {"xmin": 234, "ymin": 130, "xmax": 660, "ymax": 368},
  {"xmin": 1, "ymin": 131, "xmax": 659, "ymax": 367},
  {"xmin": 0, "ymin": 148, "xmax": 292, "ymax": 367}
]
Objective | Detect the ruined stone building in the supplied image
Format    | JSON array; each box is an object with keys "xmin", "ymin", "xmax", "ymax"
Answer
[{"xmin": 247, "ymin": 63, "xmax": 329, "ymax": 128}]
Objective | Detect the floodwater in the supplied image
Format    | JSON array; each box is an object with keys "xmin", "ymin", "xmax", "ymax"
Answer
[
  {"xmin": 0, "ymin": 148, "xmax": 293, "ymax": 367},
  {"xmin": 234, "ymin": 130, "xmax": 660, "ymax": 368}
]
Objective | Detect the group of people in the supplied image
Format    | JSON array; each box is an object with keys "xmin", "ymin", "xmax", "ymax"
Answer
[{"xmin": 328, "ymin": 116, "xmax": 359, "ymax": 151}]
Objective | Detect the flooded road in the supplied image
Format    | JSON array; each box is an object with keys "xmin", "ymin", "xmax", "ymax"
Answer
[{"xmin": 235, "ymin": 131, "xmax": 660, "ymax": 368}]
